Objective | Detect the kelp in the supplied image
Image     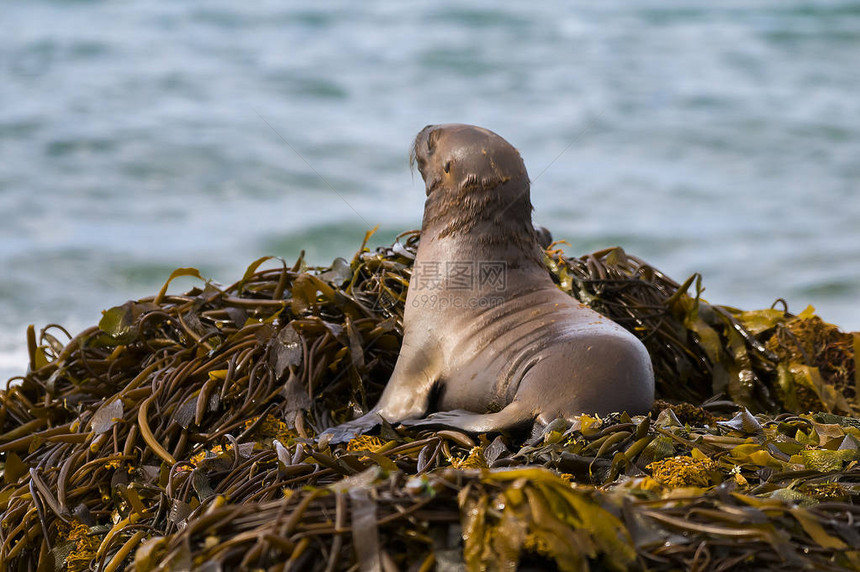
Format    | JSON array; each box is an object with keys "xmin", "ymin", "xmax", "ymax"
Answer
[
  {"xmin": 0, "ymin": 229, "xmax": 858, "ymax": 571},
  {"xmin": 545, "ymin": 245, "xmax": 858, "ymax": 415}
]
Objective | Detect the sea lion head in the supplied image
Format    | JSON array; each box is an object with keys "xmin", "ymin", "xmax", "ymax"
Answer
[
  {"xmin": 411, "ymin": 124, "xmax": 528, "ymax": 198},
  {"xmin": 411, "ymin": 124, "xmax": 536, "ymax": 247}
]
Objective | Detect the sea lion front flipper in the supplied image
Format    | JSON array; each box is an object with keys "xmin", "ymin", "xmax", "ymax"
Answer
[
  {"xmin": 321, "ymin": 338, "xmax": 442, "ymax": 444},
  {"xmin": 319, "ymin": 411, "xmax": 385, "ymax": 445},
  {"xmin": 401, "ymin": 402, "xmax": 533, "ymax": 434}
]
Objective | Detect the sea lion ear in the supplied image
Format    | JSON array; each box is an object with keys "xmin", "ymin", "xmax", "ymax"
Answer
[{"xmin": 427, "ymin": 129, "xmax": 440, "ymax": 152}]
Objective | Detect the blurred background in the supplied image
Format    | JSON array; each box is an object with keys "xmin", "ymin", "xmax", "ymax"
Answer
[{"xmin": 2, "ymin": 0, "xmax": 859, "ymax": 381}]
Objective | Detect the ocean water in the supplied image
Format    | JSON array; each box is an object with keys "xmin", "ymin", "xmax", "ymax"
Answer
[{"xmin": 2, "ymin": 0, "xmax": 859, "ymax": 382}]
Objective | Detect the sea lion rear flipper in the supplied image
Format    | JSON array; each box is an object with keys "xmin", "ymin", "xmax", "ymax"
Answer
[
  {"xmin": 534, "ymin": 226, "xmax": 553, "ymax": 249},
  {"xmin": 401, "ymin": 402, "xmax": 533, "ymax": 434}
]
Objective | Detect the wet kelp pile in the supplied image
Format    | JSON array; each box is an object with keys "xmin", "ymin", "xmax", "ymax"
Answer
[{"xmin": 1, "ymin": 230, "xmax": 858, "ymax": 571}]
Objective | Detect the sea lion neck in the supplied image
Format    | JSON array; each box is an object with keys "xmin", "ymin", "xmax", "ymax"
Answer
[{"xmin": 419, "ymin": 177, "xmax": 544, "ymax": 269}]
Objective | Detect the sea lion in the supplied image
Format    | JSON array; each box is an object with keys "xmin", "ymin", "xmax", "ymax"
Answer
[{"xmin": 323, "ymin": 124, "xmax": 654, "ymax": 443}]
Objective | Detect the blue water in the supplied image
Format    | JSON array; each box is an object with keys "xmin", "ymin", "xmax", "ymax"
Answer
[{"xmin": 2, "ymin": 1, "xmax": 860, "ymax": 381}]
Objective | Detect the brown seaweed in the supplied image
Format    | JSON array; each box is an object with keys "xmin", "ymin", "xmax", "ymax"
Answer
[{"xmin": 0, "ymin": 229, "xmax": 858, "ymax": 571}]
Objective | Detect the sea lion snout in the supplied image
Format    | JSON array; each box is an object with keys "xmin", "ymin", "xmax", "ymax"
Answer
[{"xmin": 411, "ymin": 124, "xmax": 528, "ymax": 197}]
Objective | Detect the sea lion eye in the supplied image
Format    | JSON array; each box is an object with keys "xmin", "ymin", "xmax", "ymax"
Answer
[{"xmin": 443, "ymin": 161, "xmax": 451, "ymax": 173}]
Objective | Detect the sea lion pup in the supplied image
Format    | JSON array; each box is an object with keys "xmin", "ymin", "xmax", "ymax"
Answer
[{"xmin": 323, "ymin": 124, "xmax": 654, "ymax": 443}]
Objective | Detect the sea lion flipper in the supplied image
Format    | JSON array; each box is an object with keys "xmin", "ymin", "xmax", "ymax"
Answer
[
  {"xmin": 369, "ymin": 337, "xmax": 440, "ymax": 416},
  {"xmin": 322, "ymin": 341, "xmax": 440, "ymax": 444},
  {"xmin": 319, "ymin": 411, "xmax": 384, "ymax": 444},
  {"xmin": 534, "ymin": 226, "xmax": 553, "ymax": 249},
  {"xmin": 401, "ymin": 402, "xmax": 533, "ymax": 434}
]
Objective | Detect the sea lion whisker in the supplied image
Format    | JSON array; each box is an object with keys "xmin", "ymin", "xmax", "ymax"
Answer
[{"xmin": 408, "ymin": 140, "xmax": 418, "ymax": 172}]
